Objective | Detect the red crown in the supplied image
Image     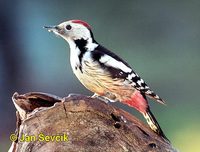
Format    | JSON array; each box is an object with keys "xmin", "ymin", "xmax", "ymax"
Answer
[{"xmin": 71, "ymin": 20, "xmax": 91, "ymax": 29}]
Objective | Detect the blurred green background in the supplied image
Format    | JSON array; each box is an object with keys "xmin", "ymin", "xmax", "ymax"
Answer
[{"xmin": 0, "ymin": 0, "xmax": 200, "ymax": 151}]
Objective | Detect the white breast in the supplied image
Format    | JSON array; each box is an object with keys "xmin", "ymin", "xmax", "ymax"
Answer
[
  {"xmin": 70, "ymin": 50, "xmax": 93, "ymax": 78},
  {"xmin": 70, "ymin": 47, "xmax": 81, "ymax": 72},
  {"xmin": 69, "ymin": 48, "xmax": 105, "ymax": 93}
]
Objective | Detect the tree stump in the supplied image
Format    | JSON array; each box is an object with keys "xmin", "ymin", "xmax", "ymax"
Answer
[{"xmin": 9, "ymin": 92, "xmax": 177, "ymax": 152}]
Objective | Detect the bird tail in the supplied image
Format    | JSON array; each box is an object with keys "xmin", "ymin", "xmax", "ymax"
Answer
[{"xmin": 143, "ymin": 108, "xmax": 169, "ymax": 142}]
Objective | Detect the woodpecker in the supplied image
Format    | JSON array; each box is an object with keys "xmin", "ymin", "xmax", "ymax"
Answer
[{"xmin": 44, "ymin": 20, "xmax": 169, "ymax": 141}]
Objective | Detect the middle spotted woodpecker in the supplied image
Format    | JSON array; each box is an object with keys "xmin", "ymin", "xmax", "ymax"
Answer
[{"xmin": 44, "ymin": 20, "xmax": 169, "ymax": 141}]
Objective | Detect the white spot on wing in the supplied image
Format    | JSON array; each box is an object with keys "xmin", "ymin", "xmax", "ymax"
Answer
[
  {"xmin": 146, "ymin": 90, "xmax": 152, "ymax": 94},
  {"xmin": 131, "ymin": 82, "xmax": 136, "ymax": 86},
  {"xmin": 127, "ymin": 73, "xmax": 136, "ymax": 80},
  {"xmin": 119, "ymin": 72, "xmax": 123, "ymax": 76},
  {"xmin": 86, "ymin": 41, "xmax": 98, "ymax": 51},
  {"xmin": 137, "ymin": 79, "xmax": 144, "ymax": 85},
  {"xmin": 99, "ymin": 55, "xmax": 132, "ymax": 73}
]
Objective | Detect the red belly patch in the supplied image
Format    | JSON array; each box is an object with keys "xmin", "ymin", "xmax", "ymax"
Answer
[{"xmin": 123, "ymin": 90, "xmax": 148, "ymax": 113}]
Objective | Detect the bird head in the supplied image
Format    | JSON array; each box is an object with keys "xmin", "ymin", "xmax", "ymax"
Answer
[{"xmin": 44, "ymin": 20, "xmax": 94, "ymax": 43}]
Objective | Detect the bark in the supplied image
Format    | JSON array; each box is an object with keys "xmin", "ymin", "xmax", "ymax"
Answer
[{"xmin": 9, "ymin": 92, "xmax": 177, "ymax": 152}]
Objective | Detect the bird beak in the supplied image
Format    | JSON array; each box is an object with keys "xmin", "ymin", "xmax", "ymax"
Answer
[{"xmin": 43, "ymin": 25, "xmax": 60, "ymax": 33}]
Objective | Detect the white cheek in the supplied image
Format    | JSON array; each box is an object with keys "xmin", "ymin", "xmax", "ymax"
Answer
[{"xmin": 73, "ymin": 28, "xmax": 90, "ymax": 40}]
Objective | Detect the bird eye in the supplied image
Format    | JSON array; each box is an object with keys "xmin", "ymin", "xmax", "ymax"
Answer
[{"xmin": 66, "ymin": 25, "xmax": 72, "ymax": 30}]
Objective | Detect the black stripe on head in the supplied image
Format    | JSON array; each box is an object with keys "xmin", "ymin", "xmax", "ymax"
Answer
[{"xmin": 74, "ymin": 38, "xmax": 88, "ymax": 72}]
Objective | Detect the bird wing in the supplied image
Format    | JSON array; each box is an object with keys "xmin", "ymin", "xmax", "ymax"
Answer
[{"xmin": 92, "ymin": 45, "xmax": 165, "ymax": 104}]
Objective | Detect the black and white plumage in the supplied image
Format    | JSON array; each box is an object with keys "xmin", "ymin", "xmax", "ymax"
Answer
[
  {"xmin": 91, "ymin": 44, "xmax": 165, "ymax": 104},
  {"xmin": 44, "ymin": 20, "xmax": 169, "ymax": 141}
]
